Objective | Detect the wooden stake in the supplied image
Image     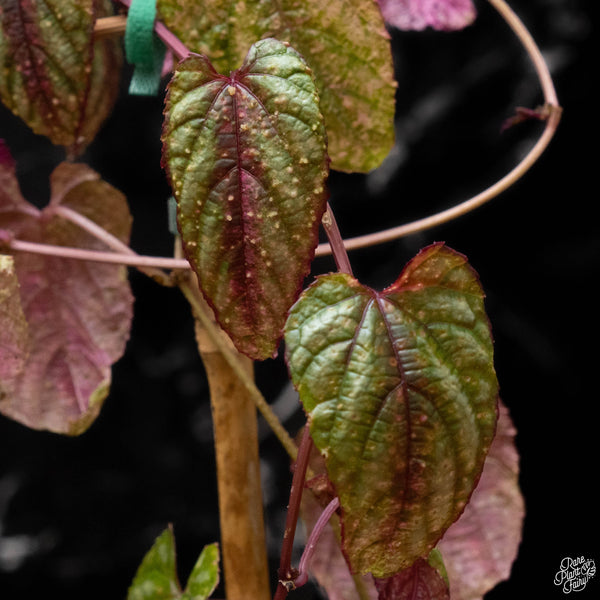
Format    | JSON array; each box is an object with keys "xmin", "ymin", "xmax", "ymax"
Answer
[{"xmin": 194, "ymin": 296, "xmax": 270, "ymax": 600}]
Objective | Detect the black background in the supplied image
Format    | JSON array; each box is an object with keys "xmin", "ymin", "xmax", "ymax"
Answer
[{"xmin": 0, "ymin": 0, "xmax": 597, "ymax": 598}]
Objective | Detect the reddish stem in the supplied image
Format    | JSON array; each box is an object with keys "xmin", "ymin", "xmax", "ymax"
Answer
[
  {"xmin": 274, "ymin": 426, "xmax": 314, "ymax": 600},
  {"xmin": 293, "ymin": 496, "xmax": 340, "ymax": 588},
  {"xmin": 117, "ymin": 0, "xmax": 190, "ymax": 60},
  {"xmin": 321, "ymin": 202, "xmax": 353, "ymax": 276}
]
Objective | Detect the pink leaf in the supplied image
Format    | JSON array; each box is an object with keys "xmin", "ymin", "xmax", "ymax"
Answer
[
  {"xmin": 0, "ymin": 255, "xmax": 29, "ymax": 380},
  {"xmin": 377, "ymin": 0, "xmax": 476, "ymax": 31},
  {"xmin": 374, "ymin": 557, "xmax": 450, "ymax": 599},
  {"xmin": 0, "ymin": 161, "xmax": 133, "ymax": 435},
  {"xmin": 437, "ymin": 400, "xmax": 524, "ymax": 599}
]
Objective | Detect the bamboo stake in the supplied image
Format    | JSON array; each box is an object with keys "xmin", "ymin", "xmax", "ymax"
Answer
[{"xmin": 191, "ymin": 285, "xmax": 270, "ymax": 600}]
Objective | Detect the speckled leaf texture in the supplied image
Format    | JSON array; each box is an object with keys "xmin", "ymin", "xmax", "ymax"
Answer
[
  {"xmin": 127, "ymin": 526, "xmax": 220, "ymax": 600},
  {"xmin": 0, "ymin": 159, "xmax": 133, "ymax": 435},
  {"xmin": 157, "ymin": 0, "xmax": 395, "ymax": 172},
  {"xmin": 438, "ymin": 400, "xmax": 524, "ymax": 599},
  {"xmin": 162, "ymin": 38, "xmax": 328, "ymax": 360},
  {"xmin": 285, "ymin": 243, "xmax": 499, "ymax": 577},
  {"xmin": 299, "ymin": 442, "xmax": 378, "ymax": 600},
  {"xmin": 0, "ymin": 0, "xmax": 122, "ymax": 156}
]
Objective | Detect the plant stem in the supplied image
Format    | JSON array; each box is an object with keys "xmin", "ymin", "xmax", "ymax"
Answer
[
  {"xmin": 313, "ymin": 0, "xmax": 561, "ymax": 257},
  {"xmin": 191, "ymin": 280, "xmax": 270, "ymax": 600},
  {"xmin": 321, "ymin": 202, "xmax": 353, "ymax": 276},
  {"xmin": 114, "ymin": 0, "xmax": 190, "ymax": 59},
  {"xmin": 51, "ymin": 205, "xmax": 175, "ymax": 285},
  {"xmin": 5, "ymin": 238, "xmax": 190, "ymax": 270},
  {"xmin": 294, "ymin": 496, "xmax": 340, "ymax": 588},
  {"xmin": 274, "ymin": 426, "xmax": 313, "ymax": 600}
]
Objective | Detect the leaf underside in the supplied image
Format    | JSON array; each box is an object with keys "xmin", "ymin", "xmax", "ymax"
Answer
[
  {"xmin": 377, "ymin": 0, "xmax": 476, "ymax": 32},
  {"xmin": 375, "ymin": 557, "xmax": 450, "ymax": 599},
  {"xmin": 285, "ymin": 243, "xmax": 499, "ymax": 577},
  {"xmin": 0, "ymin": 160, "xmax": 133, "ymax": 435},
  {"xmin": 438, "ymin": 400, "xmax": 524, "ymax": 600},
  {"xmin": 0, "ymin": 0, "xmax": 121, "ymax": 155},
  {"xmin": 0, "ymin": 254, "xmax": 29, "ymax": 381},
  {"xmin": 162, "ymin": 38, "xmax": 329, "ymax": 360},
  {"xmin": 157, "ymin": 0, "xmax": 396, "ymax": 172}
]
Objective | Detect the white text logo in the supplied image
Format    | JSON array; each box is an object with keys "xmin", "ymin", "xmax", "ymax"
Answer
[{"xmin": 554, "ymin": 556, "xmax": 596, "ymax": 593}]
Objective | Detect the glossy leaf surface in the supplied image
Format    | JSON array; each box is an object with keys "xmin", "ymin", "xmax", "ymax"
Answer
[
  {"xmin": 285, "ymin": 243, "xmax": 498, "ymax": 576},
  {"xmin": 157, "ymin": 0, "xmax": 395, "ymax": 172},
  {"xmin": 0, "ymin": 160, "xmax": 133, "ymax": 435},
  {"xmin": 300, "ymin": 439, "xmax": 378, "ymax": 600},
  {"xmin": 377, "ymin": 0, "xmax": 476, "ymax": 31},
  {"xmin": 128, "ymin": 526, "xmax": 220, "ymax": 600},
  {"xmin": 375, "ymin": 557, "xmax": 450, "ymax": 599},
  {"xmin": 438, "ymin": 400, "xmax": 524, "ymax": 599},
  {"xmin": 0, "ymin": 0, "xmax": 121, "ymax": 155},
  {"xmin": 163, "ymin": 38, "xmax": 328, "ymax": 360}
]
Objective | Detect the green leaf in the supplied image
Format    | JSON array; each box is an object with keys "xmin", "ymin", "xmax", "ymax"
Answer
[
  {"xmin": 0, "ymin": 0, "xmax": 122, "ymax": 156},
  {"xmin": 128, "ymin": 527, "xmax": 181, "ymax": 600},
  {"xmin": 181, "ymin": 543, "xmax": 220, "ymax": 600},
  {"xmin": 0, "ymin": 160, "xmax": 133, "ymax": 435},
  {"xmin": 162, "ymin": 38, "xmax": 328, "ymax": 360},
  {"xmin": 128, "ymin": 527, "xmax": 220, "ymax": 600},
  {"xmin": 285, "ymin": 243, "xmax": 498, "ymax": 577},
  {"xmin": 157, "ymin": 0, "xmax": 396, "ymax": 172}
]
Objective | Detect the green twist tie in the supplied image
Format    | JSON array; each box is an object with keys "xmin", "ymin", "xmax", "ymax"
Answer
[{"xmin": 125, "ymin": 0, "xmax": 166, "ymax": 96}]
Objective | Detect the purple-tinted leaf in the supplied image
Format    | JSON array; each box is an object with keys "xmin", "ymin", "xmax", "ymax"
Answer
[
  {"xmin": 375, "ymin": 557, "xmax": 450, "ymax": 599},
  {"xmin": 377, "ymin": 0, "xmax": 476, "ymax": 31},
  {"xmin": 0, "ymin": 161, "xmax": 133, "ymax": 435},
  {"xmin": 0, "ymin": 0, "xmax": 122, "ymax": 156},
  {"xmin": 437, "ymin": 400, "xmax": 524, "ymax": 600},
  {"xmin": 162, "ymin": 38, "xmax": 328, "ymax": 360},
  {"xmin": 157, "ymin": 0, "xmax": 396, "ymax": 173},
  {"xmin": 285, "ymin": 243, "xmax": 498, "ymax": 576},
  {"xmin": 0, "ymin": 254, "xmax": 29, "ymax": 381}
]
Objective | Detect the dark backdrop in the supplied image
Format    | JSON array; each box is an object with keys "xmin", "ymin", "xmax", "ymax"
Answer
[{"xmin": 0, "ymin": 1, "xmax": 597, "ymax": 598}]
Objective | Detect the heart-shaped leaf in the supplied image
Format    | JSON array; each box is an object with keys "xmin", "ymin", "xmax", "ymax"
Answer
[
  {"xmin": 157, "ymin": 0, "xmax": 395, "ymax": 172},
  {"xmin": 162, "ymin": 38, "xmax": 329, "ymax": 360},
  {"xmin": 377, "ymin": 0, "xmax": 476, "ymax": 31},
  {"xmin": 437, "ymin": 400, "xmax": 524, "ymax": 600},
  {"xmin": 128, "ymin": 526, "xmax": 220, "ymax": 600},
  {"xmin": 0, "ymin": 0, "xmax": 122, "ymax": 155},
  {"xmin": 285, "ymin": 243, "xmax": 498, "ymax": 576},
  {"xmin": 0, "ymin": 159, "xmax": 133, "ymax": 435}
]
